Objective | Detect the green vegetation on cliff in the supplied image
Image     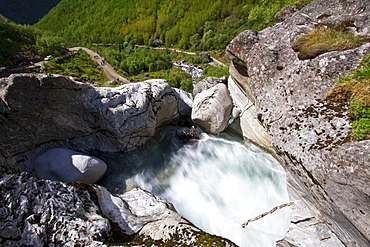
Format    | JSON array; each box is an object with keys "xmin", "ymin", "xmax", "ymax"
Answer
[
  {"xmin": 328, "ymin": 54, "xmax": 370, "ymax": 140},
  {"xmin": 35, "ymin": 0, "xmax": 312, "ymax": 51},
  {"xmin": 292, "ymin": 21, "xmax": 370, "ymax": 59},
  {"xmin": 0, "ymin": 16, "xmax": 35, "ymax": 65}
]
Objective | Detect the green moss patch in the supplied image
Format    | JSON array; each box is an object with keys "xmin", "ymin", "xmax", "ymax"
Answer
[
  {"xmin": 292, "ymin": 21, "xmax": 369, "ymax": 60},
  {"xmin": 327, "ymin": 54, "xmax": 370, "ymax": 140}
]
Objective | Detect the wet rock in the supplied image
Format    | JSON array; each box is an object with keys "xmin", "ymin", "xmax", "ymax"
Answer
[
  {"xmin": 227, "ymin": 62, "xmax": 274, "ymax": 153},
  {"xmin": 34, "ymin": 148, "xmax": 107, "ymax": 184},
  {"xmin": 191, "ymin": 83, "xmax": 232, "ymax": 134},
  {"xmin": 0, "ymin": 147, "xmax": 23, "ymax": 175}
]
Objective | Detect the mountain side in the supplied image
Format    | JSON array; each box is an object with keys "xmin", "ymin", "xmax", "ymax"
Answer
[
  {"xmin": 0, "ymin": 0, "xmax": 61, "ymax": 24},
  {"xmin": 35, "ymin": 0, "xmax": 312, "ymax": 50}
]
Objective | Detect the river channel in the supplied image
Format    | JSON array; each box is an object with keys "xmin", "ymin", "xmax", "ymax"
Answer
[{"xmin": 98, "ymin": 126, "xmax": 290, "ymax": 247}]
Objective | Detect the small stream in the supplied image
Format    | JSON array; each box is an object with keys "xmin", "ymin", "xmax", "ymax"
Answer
[
  {"xmin": 98, "ymin": 126, "xmax": 290, "ymax": 247},
  {"xmin": 173, "ymin": 61, "xmax": 203, "ymax": 83}
]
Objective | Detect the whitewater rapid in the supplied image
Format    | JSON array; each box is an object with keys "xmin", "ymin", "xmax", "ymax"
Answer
[{"xmin": 98, "ymin": 127, "xmax": 290, "ymax": 246}]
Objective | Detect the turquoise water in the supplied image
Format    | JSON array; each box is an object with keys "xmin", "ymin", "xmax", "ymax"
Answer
[{"xmin": 98, "ymin": 126, "xmax": 290, "ymax": 246}]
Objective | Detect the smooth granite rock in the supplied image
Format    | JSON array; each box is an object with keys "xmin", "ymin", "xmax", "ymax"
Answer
[
  {"xmin": 34, "ymin": 148, "xmax": 107, "ymax": 184},
  {"xmin": 191, "ymin": 83, "xmax": 233, "ymax": 134}
]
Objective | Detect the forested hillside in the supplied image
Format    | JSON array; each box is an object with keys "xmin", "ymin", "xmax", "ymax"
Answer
[
  {"xmin": 35, "ymin": 0, "xmax": 311, "ymax": 51},
  {"xmin": 0, "ymin": 16, "xmax": 67, "ymax": 66},
  {"xmin": 0, "ymin": 0, "xmax": 60, "ymax": 24}
]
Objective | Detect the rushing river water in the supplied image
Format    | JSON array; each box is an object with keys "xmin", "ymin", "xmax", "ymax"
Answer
[
  {"xmin": 98, "ymin": 126, "xmax": 290, "ymax": 247},
  {"xmin": 173, "ymin": 61, "xmax": 203, "ymax": 83}
]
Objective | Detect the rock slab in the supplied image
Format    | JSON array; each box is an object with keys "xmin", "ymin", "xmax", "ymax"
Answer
[{"xmin": 0, "ymin": 74, "xmax": 187, "ymax": 172}]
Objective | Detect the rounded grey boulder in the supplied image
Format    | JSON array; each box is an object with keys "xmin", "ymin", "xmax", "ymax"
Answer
[
  {"xmin": 191, "ymin": 83, "xmax": 232, "ymax": 134},
  {"xmin": 34, "ymin": 148, "xmax": 107, "ymax": 184}
]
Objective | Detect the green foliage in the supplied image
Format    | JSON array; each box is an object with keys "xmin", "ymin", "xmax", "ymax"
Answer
[
  {"xmin": 35, "ymin": 0, "xmax": 313, "ymax": 51},
  {"xmin": 95, "ymin": 46, "xmax": 172, "ymax": 76},
  {"xmin": 0, "ymin": 16, "xmax": 68, "ymax": 66},
  {"xmin": 35, "ymin": 35, "xmax": 68, "ymax": 57},
  {"xmin": 328, "ymin": 54, "xmax": 370, "ymax": 140},
  {"xmin": 292, "ymin": 23, "xmax": 369, "ymax": 59},
  {"xmin": 0, "ymin": 17, "xmax": 36, "ymax": 65},
  {"xmin": 201, "ymin": 64, "xmax": 230, "ymax": 80},
  {"xmin": 36, "ymin": 50, "xmax": 108, "ymax": 85},
  {"xmin": 191, "ymin": 56, "xmax": 210, "ymax": 64},
  {"xmin": 350, "ymin": 101, "xmax": 370, "ymax": 140}
]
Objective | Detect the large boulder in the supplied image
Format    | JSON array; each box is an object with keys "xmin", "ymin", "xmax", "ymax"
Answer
[
  {"xmin": 0, "ymin": 74, "xmax": 187, "ymax": 172},
  {"xmin": 226, "ymin": 0, "xmax": 370, "ymax": 245},
  {"xmin": 191, "ymin": 83, "xmax": 232, "ymax": 134},
  {"xmin": 34, "ymin": 148, "xmax": 107, "ymax": 184}
]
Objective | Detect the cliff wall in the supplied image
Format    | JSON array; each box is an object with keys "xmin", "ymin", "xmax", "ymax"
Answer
[{"xmin": 226, "ymin": 0, "xmax": 370, "ymax": 245}]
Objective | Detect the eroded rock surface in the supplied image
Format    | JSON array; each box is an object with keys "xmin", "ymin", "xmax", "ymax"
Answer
[
  {"xmin": 226, "ymin": 0, "xmax": 370, "ymax": 245},
  {"xmin": 0, "ymin": 172, "xmax": 235, "ymax": 246},
  {"xmin": 0, "ymin": 74, "xmax": 184, "ymax": 171},
  {"xmin": 0, "ymin": 172, "xmax": 110, "ymax": 246}
]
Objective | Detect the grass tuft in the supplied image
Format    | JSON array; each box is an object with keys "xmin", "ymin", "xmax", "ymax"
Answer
[{"xmin": 292, "ymin": 21, "xmax": 369, "ymax": 60}]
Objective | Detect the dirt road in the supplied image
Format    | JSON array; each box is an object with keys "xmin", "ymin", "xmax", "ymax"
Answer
[{"xmin": 69, "ymin": 47, "xmax": 130, "ymax": 84}]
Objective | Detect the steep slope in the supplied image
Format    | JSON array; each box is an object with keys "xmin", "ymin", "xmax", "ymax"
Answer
[
  {"xmin": 0, "ymin": 16, "xmax": 35, "ymax": 66},
  {"xmin": 0, "ymin": 0, "xmax": 60, "ymax": 24},
  {"xmin": 35, "ymin": 0, "xmax": 311, "ymax": 50}
]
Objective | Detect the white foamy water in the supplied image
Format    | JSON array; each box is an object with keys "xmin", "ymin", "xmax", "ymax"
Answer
[{"xmin": 99, "ymin": 127, "xmax": 290, "ymax": 246}]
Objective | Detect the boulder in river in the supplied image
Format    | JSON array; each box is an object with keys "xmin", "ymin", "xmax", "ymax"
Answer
[{"xmin": 191, "ymin": 83, "xmax": 232, "ymax": 134}]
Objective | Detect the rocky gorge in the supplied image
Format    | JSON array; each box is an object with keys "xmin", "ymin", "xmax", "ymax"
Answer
[{"xmin": 0, "ymin": 0, "xmax": 369, "ymax": 246}]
